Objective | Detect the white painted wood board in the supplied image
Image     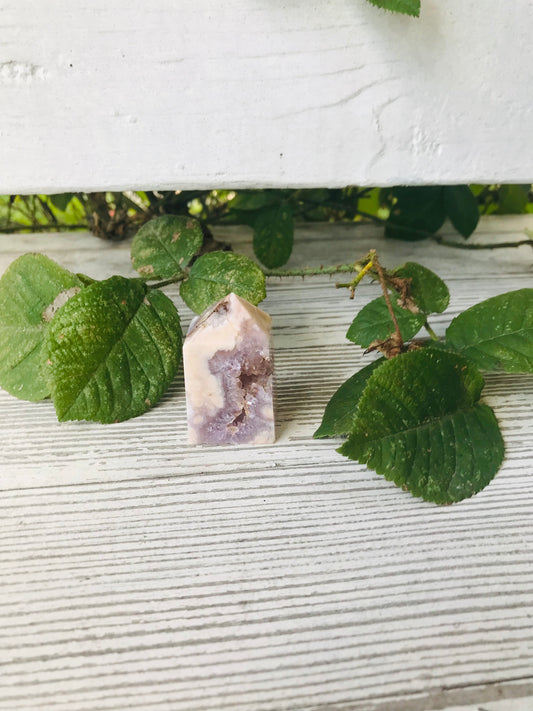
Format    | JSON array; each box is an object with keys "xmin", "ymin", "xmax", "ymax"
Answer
[
  {"xmin": 0, "ymin": 1, "xmax": 532, "ymax": 193},
  {"xmin": 0, "ymin": 217, "xmax": 532, "ymax": 711}
]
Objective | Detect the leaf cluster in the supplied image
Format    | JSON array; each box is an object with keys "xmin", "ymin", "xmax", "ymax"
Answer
[
  {"xmin": 0, "ymin": 216, "xmax": 265, "ymax": 423},
  {"xmin": 1, "ymin": 185, "xmax": 531, "ymax": 269},
  {"xmin": 315, "ymin": 257, "xmax": 533, "ymax": 504},
  {"xmin": 382, "ymin": 186, "xmax": 480, "ymax": 241}
]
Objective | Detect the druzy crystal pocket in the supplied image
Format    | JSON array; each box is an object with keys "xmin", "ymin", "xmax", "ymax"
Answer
[{"xmin": 183, "ymin": 293, "xmax": 274, "ymax": 445}]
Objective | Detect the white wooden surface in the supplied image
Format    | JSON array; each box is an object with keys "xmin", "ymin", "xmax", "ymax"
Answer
[
  {"xmin": 0, "ymin": 0, "xmax": 532, "ymax": 193},
  {"xmin": 0, "ymin": 217, "xmax": 532, "ymax": 711}
]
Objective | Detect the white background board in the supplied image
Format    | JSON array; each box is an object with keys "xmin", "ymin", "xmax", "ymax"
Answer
[{"xmin": 0, "ymin": 0, "xmax": 532, "ymax": 193}]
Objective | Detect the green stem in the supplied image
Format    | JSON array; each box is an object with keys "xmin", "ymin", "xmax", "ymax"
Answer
[
  {"xmin": 336, "ymin": 256, "xmax": 375, "ymax": 298},
  {"xmin": 424, "ymin": 321, "xmax": 439, "ymax": 341},
  {"xmin": 262, "ymin": 263, "xmax": 364, "ymax": 278},
  {"xmin": 149, "ymin": 258, "xmax": 372, "ymax": 290},
  {"xmin": 148, "ymin": 274, "xmax": 187, "ymax": 289},
  {"xmin": 0, "ymin": 223, "xmax": 89, "ymax": 233}
]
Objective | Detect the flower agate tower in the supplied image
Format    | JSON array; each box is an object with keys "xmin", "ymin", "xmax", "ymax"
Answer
[{"xmin": 183, "ymin": 292, "xmax": 274, "ymax": 445}]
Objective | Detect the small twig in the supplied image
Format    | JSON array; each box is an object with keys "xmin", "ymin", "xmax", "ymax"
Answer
[
  {"xmin": 38, "ymin": 197, "xmax": 58, "ymax": 225},
  {"xmin": 373, "ymin": 251, "xmax": 403, "ymax": 349},
  {"xmin": 336, "ymin": 258, "xmax": 374, "ymax": 298},
  {"xmin": 147, "ymin": 274, "xmax": 187, "ymax": 289},
  {"xmin": 434, "ymin": 235, "xmax": 533, "ymax": 250},
  {"xmin": 6, "ymin": 195, "xmax": 14, "ymax": 225},
  {"xmin": 0, "ymin": 223, "xmax": 89, "ymax": 233},
  {"xmin": 115, "ymin": 192, "xmax": 149, "ymax": 214}
]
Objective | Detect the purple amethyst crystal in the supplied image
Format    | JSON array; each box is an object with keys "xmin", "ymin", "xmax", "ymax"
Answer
[{"xmin": 183, "ymin": 293, "xmax": 274, "ymax": 445}]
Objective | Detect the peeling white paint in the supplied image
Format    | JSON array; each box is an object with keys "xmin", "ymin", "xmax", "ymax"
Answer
[
  {"xmin": 411, "ymin": 124, "xmax": 443, "ymax": 158},
  {"xmin": 0, "ymin": 60, "xmax": 48, "ymax": 83}
]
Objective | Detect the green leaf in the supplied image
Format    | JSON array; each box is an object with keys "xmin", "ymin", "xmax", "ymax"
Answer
[
  {"xmin": 44, "ymin": 276, "xmax": 182, "ymax": 423},
  {"xmin": 298, "ymin": 188, "xmax": 332, "ymax": 204},
  {"xmin": 443, "ymin": 185, "xmax": 479, "ymax": 238},
  {"xmin": 0, "ymin": 254, "xmax": 83, "ymax": 401},
  {"xmin": 356, "ymin": 188, "xmax": 382, "ymax": 217},
  {"xmin": 339, "ymin": 349, "xmax": 504, "ymax": 504},
  {"xmin": 385, "ymin": 187, "xmax": 446, "ymax": 241},
  {"xmin": 346, "ymin": 297, "xmax": 425, "ymax": 347},
  {"xmin": 446, "ymin": 289, "xmax": 533, "ymax": 373},
  {"xmin": 253, "ymin": 204, "xmax": 294, "ymax": 268},
  {"xmin": 392, "ymin": 262, "xmax": 449, "ymax": 314},
  {"xmin": 131, "ymin": 215, "xmax": 204, "ymax": 279},
  {"xmin": 44, "ymin": 194, "xmax": 87, "ymax": 226},
  {"xmin": 366, "ymin": 0, "xmax": 420, "ymax": 16},
  {"xmin": 180, "ymin": 252, "xmax": 266, "ymax": 314},
  {"xmin": 314, "ymin": 359, "xmax": 385, "ymax": 438},
  {"xmin": 496, "ymin": 185, "xmax": 529, "ymax": 215},
  {"xmin": 49, "ymin": 193, "xmax": 75, "ymax": 212},
  {"xmin": 229, "ymin": 191, "xmax": 282, "ymax": 212},
  {"xmin": 76, "ymin": 273, "xmax": 96, "ymax": 286}
]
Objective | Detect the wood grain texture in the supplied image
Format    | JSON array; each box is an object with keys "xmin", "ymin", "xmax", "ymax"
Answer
[
  {"xmin": 0, "ymin": 218, "xmax": 532, "ymax": 711},
  {"xmin": 0, "ymin": 0, "xmax": 532, "ymax": 192}
]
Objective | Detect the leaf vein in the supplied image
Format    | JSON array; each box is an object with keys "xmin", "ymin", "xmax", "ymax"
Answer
[
  {"xmin": 134, "ymin": 311, "xmax": 166, "ymax": 381},
  {"xmin": 61, "ymin": 288, "xmax": 145, "ymax": 418}
]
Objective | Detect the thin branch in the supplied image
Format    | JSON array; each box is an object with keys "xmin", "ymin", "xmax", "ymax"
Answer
[
  {"xmin": 147, "ymin": 274, "xmax": 187, "ymax": 289},
  {"xmin": 148, "ymin": 257, "xmax": 374, "ymax": 291},
  {"xmin": 0, "ymin": 223, "xmax": 88, "ymax": 233},
  {"xmin": 115, "ymin": 192, "xmax": 149, "ymax": 214},
  {"xmin": 433, "ymin": 235, "xmax": 533, "ymax": 250},
  {"xmin": 38, "ymin": 197, "xmax": 58, "ymax": 225},
  {"xmin": 262, "ymin": 263, "xmax": 362, "ymax": 278},
  {"xmin": 336, "ymin": 258, "xmax": 374, "ymax": 298},
  {"xmin": 373, "ymin": 252, "xmax": 403, "ymax": 349}
]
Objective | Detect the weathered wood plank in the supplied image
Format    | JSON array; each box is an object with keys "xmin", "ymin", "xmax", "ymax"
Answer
[
  {"xmin": 0, "ymin": 220, "xmax": 532, "ymax": 711},
  {"xmin": 0, "ymin": 0, "xmax": 532, "ymax": 192}
]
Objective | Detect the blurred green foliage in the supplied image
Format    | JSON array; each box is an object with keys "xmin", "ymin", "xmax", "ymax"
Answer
[{"xmin": 0, "ymin": 185, "xmax": 531, "ymax": 269}]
